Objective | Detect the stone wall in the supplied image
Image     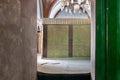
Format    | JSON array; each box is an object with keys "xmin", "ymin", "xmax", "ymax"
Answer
[{"xmin": 0, "ymin": 0, "xmax": 37, "ymax": 80}]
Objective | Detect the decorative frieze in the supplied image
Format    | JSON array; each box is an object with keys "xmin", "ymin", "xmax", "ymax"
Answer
[{"xmin": 42, "ymin": 18, "xmax": 90, "ymax": 24}]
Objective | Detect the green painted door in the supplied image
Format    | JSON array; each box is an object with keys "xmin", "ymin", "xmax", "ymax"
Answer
[
  {"xmin": 116, "ymin": 0, "xmax": 120, "ymax": 79},
  {"xmin": 96, "ymin": 0, "xmax": 120, "ymax": 80},
  {"xmin": 107, "ymin": 0, "xmax": 120, "ymax": 80},
  {"xmin": 96, "ymin": 0, "xmax": 106, "ymax": 80}
]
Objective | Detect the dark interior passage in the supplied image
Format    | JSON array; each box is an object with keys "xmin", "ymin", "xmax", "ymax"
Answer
[{"xmin": 37, "ymin": 72, "xmax": 91, "ymax": 80}]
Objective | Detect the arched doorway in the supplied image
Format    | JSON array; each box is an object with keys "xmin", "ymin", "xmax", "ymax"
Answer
[{"xmin": 37, "ymin": 0, "xmax": 95, "ymax": 80}]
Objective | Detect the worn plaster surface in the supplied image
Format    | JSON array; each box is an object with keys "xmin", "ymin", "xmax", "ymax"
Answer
[{"xmin": 0, "ymin": 0, "xmax": 37, "ymax": 80}]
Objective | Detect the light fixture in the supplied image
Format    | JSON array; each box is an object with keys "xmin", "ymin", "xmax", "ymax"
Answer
[{"xmin": 61, "ymin": 0, "xmax": 90, "ymax": 15}]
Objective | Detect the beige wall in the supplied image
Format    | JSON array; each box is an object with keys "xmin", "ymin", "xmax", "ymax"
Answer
[
  {"xmin": 0, "ymin": 0, "xmax": 37, "ymax": 80},
  {"xmin": 47, "ymin": 24, "xmax": 90, "ymax": 58}
]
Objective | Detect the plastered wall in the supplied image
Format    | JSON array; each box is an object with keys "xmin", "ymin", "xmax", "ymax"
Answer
[{"xmin": 0, "ymin": 0, "xmax": 37, "ymax": 80}]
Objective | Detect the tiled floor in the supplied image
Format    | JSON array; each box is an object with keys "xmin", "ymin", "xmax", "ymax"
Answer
[{"xmin": 37, "ymin": 54, "xmax": 91, "ymax": 74}]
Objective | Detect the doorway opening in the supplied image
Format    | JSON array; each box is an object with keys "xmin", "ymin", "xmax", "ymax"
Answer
[{"xmin": 37, "ymin": 0, "xmax": 95, "ymax": 80}]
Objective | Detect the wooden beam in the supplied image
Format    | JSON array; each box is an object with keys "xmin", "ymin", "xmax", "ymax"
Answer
[
  {"xmin": 37, "ymin": 26, "xmax": 41, "ymax": 53},
  {"xmin": 43, "ymin": 24, "xmax": 48, "ymax": 57},
  {"xmin": 68, "ymin": 24, "xmax": 73, "ymax": 57}
]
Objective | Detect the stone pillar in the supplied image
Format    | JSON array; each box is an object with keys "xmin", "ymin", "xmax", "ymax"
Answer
[{"xmin": 91, "ymin": 0, "xmax": 95, "ymax": 80}]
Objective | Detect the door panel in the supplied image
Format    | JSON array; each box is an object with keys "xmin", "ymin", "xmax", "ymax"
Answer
[
  {"xmin": 47, "ymin": 24, "xmax": 68, "ymax": 58},
  {"xmin": 73, "ymin": 24, "xmax": 90, "ymax": 58}
]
